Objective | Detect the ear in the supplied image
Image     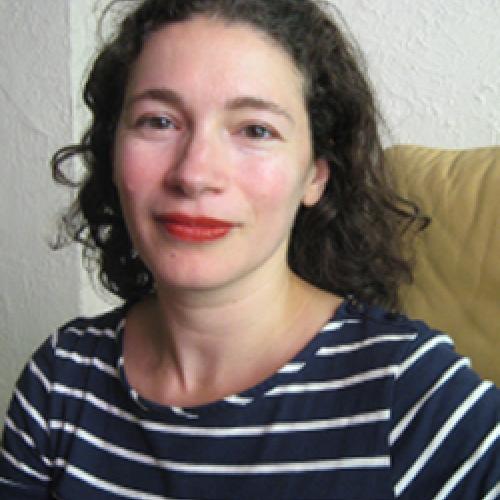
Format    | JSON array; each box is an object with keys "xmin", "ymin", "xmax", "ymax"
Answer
[{"xmin": 302, "ymin": 157, "xmax": 330, "ymax": 207}]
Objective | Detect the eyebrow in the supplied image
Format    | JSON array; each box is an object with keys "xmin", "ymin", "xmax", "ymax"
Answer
[
  {"xmin": 124, "ymin": 88, "xmax": 184, "ymax": 110},
  {"xmin": 226, "ymin": 96, "xmax": 294, "ymax": 124},
  {"xmin": 124, "ymin": 88, "xmax": 294, "ymax": 124}
]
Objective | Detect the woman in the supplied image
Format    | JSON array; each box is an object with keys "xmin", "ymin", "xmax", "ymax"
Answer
[{"xmin": 1, "ymin": 0, "xmax": 498, "ymax": 498}]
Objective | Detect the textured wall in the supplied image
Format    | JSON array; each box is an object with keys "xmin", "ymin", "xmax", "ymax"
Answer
[
  {"xmin": 1, "ymin": 0, "xmax": 499, "ymax": 423},
  {"xmin": 333, "ymin": 0, "xmax": 500, "ymax": 147},
  {"xmin": 0, "ymin": 1, "xmax": 80, "ymax": 422}
]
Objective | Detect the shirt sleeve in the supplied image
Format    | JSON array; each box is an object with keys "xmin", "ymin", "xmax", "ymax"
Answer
[
  {"xmin": 0, "ymin": 336, "xmax": 56, "ymax": 500},
  {"xmin": 389, "ymin": 325, "xmax": 500, "ymax": 499}
]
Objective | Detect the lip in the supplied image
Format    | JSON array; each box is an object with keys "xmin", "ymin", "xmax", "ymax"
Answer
[{"xmin": 156, "ymin": 213, "xmax": 235, "ymax": 242}]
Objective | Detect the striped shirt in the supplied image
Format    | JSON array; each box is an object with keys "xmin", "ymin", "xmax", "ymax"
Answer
[{"xmin": 1, "ymin": 301, "xmax": 499, "ymax": 499}]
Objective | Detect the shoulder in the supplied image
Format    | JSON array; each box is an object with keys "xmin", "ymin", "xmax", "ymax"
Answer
[
  {"xmin": 344, "ymin": 304, "xmax": 500, "ymax": 498},
  {"xmin": 340, "ymin": 302, "xmax": 498, "ymax": 414},
  {"xmin": 21, "ymin": 306, "xmax": 127, "ymax": 396},
  {"xmin": 50, "ymin": 306, "xmax": 126, "ymax": 357},
  {"xmin": 329, "ymin": 301, "xmax": 458, "ymax": 379}
]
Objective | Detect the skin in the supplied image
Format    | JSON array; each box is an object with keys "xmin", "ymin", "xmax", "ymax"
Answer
[{"xmin": 113, "ymin": 16, "xmax": 341, "ymax": 407}]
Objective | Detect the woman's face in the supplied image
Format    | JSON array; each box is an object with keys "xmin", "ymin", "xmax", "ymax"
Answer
[{"xmin": 113, "ymin": 15, "xmax": 328, "ymax": 293}]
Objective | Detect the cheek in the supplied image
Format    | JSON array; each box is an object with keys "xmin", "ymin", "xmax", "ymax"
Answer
[
  {"xmin": 238, "ymin": 160, "xmax": 303, "ymax": 214},
  {"xmin": 114, "ymin": 139, "xmax": 161, "ymax": 196}
]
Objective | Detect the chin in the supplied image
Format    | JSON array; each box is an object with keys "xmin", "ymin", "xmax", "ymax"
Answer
[{"xmin": 151, "ymin": 264, "xmax": 240, "ymax": 293}]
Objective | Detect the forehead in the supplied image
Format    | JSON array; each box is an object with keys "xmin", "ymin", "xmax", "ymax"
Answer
[{"xmin": 125, "ymin": 15, "xmax": 306, "ymax": 107}]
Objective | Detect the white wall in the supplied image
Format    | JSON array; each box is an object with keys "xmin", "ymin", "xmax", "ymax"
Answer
[
  {"xmin": 1, "ymin": 0, "xmax": 499, "ymax": 423},
  {"xmin": 334, "ymin": 0, "xmax": 500, "ymax": 147},
  {"xmin": 0, "ymin": 1, "xmax": 80, "ymax": 423}
]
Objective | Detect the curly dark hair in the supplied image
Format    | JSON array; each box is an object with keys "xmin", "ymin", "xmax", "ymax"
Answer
[{"xmin": 53, "ymin": 0, "xmax": 427, "ymax": 308}]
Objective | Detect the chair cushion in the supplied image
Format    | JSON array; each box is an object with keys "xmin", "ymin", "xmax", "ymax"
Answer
[{"xmin": 386, "ymin": 145, "xmax": 500, "ymax": 384}]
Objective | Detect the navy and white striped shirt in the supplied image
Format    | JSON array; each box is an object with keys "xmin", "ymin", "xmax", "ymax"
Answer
[{"xmin": 1, "ymin": 301, "xmax": 499, "ymax": 499}]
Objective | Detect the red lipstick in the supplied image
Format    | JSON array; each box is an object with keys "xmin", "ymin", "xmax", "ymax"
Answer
[{"xmin": 158, "ymin": 213, "xmax": 234, "ymax": 242}]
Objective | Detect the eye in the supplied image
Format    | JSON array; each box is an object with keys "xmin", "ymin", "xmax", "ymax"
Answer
[
  {"xmin": 136, "ymin": 115, "xmax": 176, "ymax": 130},
  {"xmin": 242, "ymin": 124, "xmax": 275, "ymax": 139}
]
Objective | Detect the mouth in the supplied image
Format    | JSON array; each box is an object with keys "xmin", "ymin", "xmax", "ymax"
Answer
[{"xmin": 157, "ymin": 213, "xmax": 235, "ymax": 243}]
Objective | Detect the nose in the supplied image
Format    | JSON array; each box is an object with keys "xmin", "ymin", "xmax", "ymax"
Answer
[{"xmin": 166, "ymin": 129, "xmax": 228, "ymax": 198}]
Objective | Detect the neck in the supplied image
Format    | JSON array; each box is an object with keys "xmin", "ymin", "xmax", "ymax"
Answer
[
  {"xmin": 157, "ymin": 264, "xmax": 299, "ymax": 338},
  {"xmin": 124, "ymin": 265, "xmax": 340, "ymax": 406}
]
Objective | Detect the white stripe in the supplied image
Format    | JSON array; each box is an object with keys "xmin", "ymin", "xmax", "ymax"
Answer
[
  {"xmin": 144, "ymin": 408, "xmax": 391, "ymax": 437},
  {"xmin": 129, "ymin": 389, "xmax": 149, "ymax": 412},
  {"xmin": 5, "ymin": 416, "xmax": 36, "ymax": 448},
  {"xmin": 130, "ymin": 389, "xmax": 140, "ymax": 402},
  {"xmin": 0, "ymin": 475, "xmax": 24, "ymax": 487},
  {"xmin": 397, "ymin": 335, "xmax": 453, "ymax": 378},
  {"xmin": 50, "ymin": 381, "xmax": 389, "ymax": 437},
  {"xmin": 390, "ymin": 358, "xmax": 470, "ymax": 445},
  {"xmin": 279, "ymin": 362, "xmax": 306, "ymax": 374},
  {"xmin": 60, "ymin": 462, "xmax": 173, "ymax": 500},
  {"xmin": 223, "ymin": 395, "xmax": 254, "ymax": 406},
  {"xmin": 52, "ymin": 383, "xmax": 139, "ymax": 424},
  {"xmin": 55, "ymin": 348, "xmax": 118, "ymax": 378},
  {"xmin": 207, "ymin": 456, "xmax": 390, "ymax": 474},
  {"xmin": 483, "ymin": 481, "xmax": 500, "ymax": 500},
  {"xmin": 0, "ymin": 449, "xmax": 50, "ymax": 482},
  {"xmin": 65, "ymin": 325, "xmax": 118, "ymax": 339},
  {"xmin": 5, "ymin": 417, "xmax": 53, "ymax": 468},
  {"xmin": 14, "ymin": 389, "xmax": 48, "ymax": 433},
  {"xmin": 433, "ymin": 423, "xmax": 500, "ymax": 500},
  {"xmin": 88, "ymin": 326, "xmax": 119, "ymax": 338},
  {"xmin": 394, "ymin": 381, "xmax": 493, "ymax": 497},
  {"xmin": 51, "ymin": 330, "xmax": 59, "ymax": 350},
  {"xmin": 317, "ymin": 334, "xmax": 417, "ymax": 357},
  {"xmin": 29, "ymin": 360, "xmax": 52, "ymax": 392},
  {"xmin": 265, "ymin": 365, "xmax": 399, "ymax": 397},
  {"xmin": 50, "ymin": 408, "xmax": 390, "ymax": 440},
  {"xmin": 169, "ymin": 406, "xmax": 199, "ymax": 420},
  {"xmin": 320, "ymin": 319, "xmax": 360, "ymax": 332},
  {"xmin": 53, "ymin": 426, "xmax": 389, "ymax": 474}
]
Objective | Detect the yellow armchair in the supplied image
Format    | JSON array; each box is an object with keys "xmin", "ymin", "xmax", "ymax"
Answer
[{"xmin": 386, "ymin": 145, "xmax": 500, "ymax": 384}]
